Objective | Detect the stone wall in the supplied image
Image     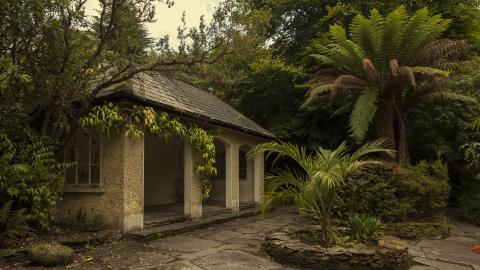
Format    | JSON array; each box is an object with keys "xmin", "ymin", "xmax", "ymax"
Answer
[
  {"xmin": 56, "ymin": 131, "xmax": 144, "ymax": 232},
  {"xmin": 263, "ymin": 228, "xmax": 410, "ymax": 270}
]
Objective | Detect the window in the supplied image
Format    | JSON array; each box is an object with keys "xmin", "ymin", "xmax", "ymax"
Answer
[
  {"xmin": 239, "ymin": 150, "xmax": 247, "ymax": 180},
  {"xmin": 64, "ymin": 128, "xmax": 101, "ymax": 186}
]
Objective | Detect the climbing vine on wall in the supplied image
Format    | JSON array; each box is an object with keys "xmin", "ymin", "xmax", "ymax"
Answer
[{"xmin": 79, "ymin": 102, "xmax": 217, "ymax": 199}]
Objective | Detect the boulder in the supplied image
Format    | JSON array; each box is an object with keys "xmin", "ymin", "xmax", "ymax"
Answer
[{"xmin": 30, "ymin": 244, "xmax": 74, "ymax": 267}]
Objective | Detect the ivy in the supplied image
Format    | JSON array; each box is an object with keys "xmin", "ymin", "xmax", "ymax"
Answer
[{"xmin": 79, "ymin": 103, "xmax": 217, "ymax": 199}]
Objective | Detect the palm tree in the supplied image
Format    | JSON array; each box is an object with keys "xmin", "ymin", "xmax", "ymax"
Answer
[
  {"xmin": 305, "ymin": 6, "xmax": 476, "ymax": 165},
  {"xmin": 248, "ymin": 140, "xmax": 394, "ymax": 244}
]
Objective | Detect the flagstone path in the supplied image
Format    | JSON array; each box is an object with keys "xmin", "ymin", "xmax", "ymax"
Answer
[{"xmin": 2, "ymin": 207, "xmax": 479, "ymax": 269}]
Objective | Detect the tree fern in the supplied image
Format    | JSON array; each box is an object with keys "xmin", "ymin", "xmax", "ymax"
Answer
[{"xmin": 349, "ymin": 87, "xmax": 378, "ymax": 142}]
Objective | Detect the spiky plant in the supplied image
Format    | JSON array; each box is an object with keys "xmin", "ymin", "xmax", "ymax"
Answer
[
  {"xmin": 248, "ymin": 140, "xmax": 394, "ymax": 244},
  {"xmin": 305, "ymin": 6, "xmax": 476, "ymax": 165}
]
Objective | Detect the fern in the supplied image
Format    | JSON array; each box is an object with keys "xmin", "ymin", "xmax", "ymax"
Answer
[{"xmin": 349, "ymin": 88, "xmax": 378, "ymax": 142}]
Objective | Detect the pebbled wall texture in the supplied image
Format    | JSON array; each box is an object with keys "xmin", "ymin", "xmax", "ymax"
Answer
[{"xmin": 56, "ymin": 127, "xmax": 266, "ymax": 232}]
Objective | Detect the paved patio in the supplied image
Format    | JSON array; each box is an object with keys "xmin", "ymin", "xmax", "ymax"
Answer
[{"xmin": 2, "ymin": 207, "xmax": 479, "ymax": 269}]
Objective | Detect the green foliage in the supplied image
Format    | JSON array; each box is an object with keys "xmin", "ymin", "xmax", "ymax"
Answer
[
  {"xmin": 0, "ymin": 133, "xmax": 65, "ymax": 229},
  {"xmin": 73, "ymin": 208, "xmax": 105, "ymax": 232},
  {"xmin": 80, "ymin": 103, "xmax": 217, "ymax": 199},
  {"xmin": 0, "ymin": 201, "xmax": 32, "ymax": 246},
  {"xmin": 346, "ymin": 214, "xmax": 385, "ymax": 245},
  {"xmin": 306, "ymin": 6, "xmax": 475, "ymax": 164},
  {"xmin": 343, "ymin": 161, "xmax": 451, "ymax": 222},
  {"xmin": 248, "ymin": 139, "xmax": 394, "ymax": 244},
  {"xmin": 457, "ymin": 176, "xmax": 480, "ymax": 225}
]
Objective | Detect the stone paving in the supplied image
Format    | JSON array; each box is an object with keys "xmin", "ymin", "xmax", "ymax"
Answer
[
  {"xmin": 2, "ymin": 207, "xmax": 480, "ymax": 269},
  {"xmin": 409, "ymin": 219, "xmax": 480, "ymax": 270}
]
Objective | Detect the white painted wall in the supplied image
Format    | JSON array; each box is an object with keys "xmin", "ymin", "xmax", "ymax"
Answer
[
  {"xmin": 239, "ymin": 145, "xmax": 254, "ymax": 202},
  {"xmin": 209, "ymin": 140, "xmax": 226, "ymax": 202},
  {"xmin": 144, "ymin": 133, "xmax": 183, "ymax": 206}
]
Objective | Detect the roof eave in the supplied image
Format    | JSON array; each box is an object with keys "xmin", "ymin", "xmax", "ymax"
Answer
[{"xmin": 94, "ymin": 90, "xmax": 277, "ymax": 140}]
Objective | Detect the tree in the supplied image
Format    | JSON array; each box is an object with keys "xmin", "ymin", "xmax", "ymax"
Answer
[
  {"xmin": 252, "ymin": 0, "xmax": 480, "ymax": 61},
  {"xmin": 248, "ymin": 140, "xmax": 394, "ymax": 244},
  {"xmin": 305, "ymin": 6, "xmax": 476, "ymax": 165}
]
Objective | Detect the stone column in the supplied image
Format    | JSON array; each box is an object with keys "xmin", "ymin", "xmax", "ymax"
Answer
[
  {"xmin": 184, "ymin": 140, "xmax": 202, "ymax": 218},
  {"xmin": 226, "ymin": 144, "xmax": 240, "ymax": 211},
  {"xmin": 121, "ymin": 134, "xmax": 144, "ymax": 232},
  {"xmin": 253, "ymin": 152, "xmax": 264, "ymax": 204}
]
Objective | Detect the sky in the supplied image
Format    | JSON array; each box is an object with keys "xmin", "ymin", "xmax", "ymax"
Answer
[{"xmin": 85, "ymin": 0, "xmax": 221, "ymax": 46}]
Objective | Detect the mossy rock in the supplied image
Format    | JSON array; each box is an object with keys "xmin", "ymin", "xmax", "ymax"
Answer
[
  {"xmin": 385, "ymin": 219, "xmax": 450, "ymax": 240},
  {"xmin": 30, "ymin": 244, "xmax": 74, "ymax": 267}
]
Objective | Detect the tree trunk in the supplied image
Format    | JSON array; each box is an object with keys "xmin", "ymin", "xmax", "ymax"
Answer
[
  {"xmin": 395, "ymin": 109, "xmax": 409, "ymax": 166},
  {"xmin": 374, "ymin": 100, "xmax": 396, "ymax": 163}
]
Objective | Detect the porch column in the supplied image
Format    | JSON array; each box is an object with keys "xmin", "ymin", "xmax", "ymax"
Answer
[
  {"xmin": 226, "ymin": 144, "xmax": 240, "ymax": 211},
  {"xmin": 253, "ymin": 152, "xmax": 264, "ymax": 204},
  {"xmin": 122, "ymin": 134, "xmax": 144, "ymax": 232},
  {"xmin": 184, "ymin": 140, "xmax": 202, "ymax": 218}
]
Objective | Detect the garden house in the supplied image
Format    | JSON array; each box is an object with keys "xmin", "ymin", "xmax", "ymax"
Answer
[{"xmin": 56, "ymin": 72, "xmax": 275, "ymax": 232}]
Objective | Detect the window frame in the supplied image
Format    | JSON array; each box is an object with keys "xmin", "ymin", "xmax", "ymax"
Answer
[{"xmin": 63, "ymin": 128, "xmax": 102, "ymax": 192}]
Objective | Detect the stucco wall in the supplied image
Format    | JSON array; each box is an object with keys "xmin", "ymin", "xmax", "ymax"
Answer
[
  {"xmin": 56, "ymin": 131, "xmax": 144, "ymax": 231},
  {"xmin": 144, "ymin": 133, "xmax": 183, "ymax": 206},
  {"xmin": 215, "ymin": 128, "xmax": 267, "ymax": 209}
]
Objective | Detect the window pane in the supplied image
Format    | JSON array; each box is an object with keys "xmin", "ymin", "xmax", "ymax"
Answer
[
  {"xmin": 91, "ymin": 165, "xmax": 100, "ymax": 184},
  {"xmin": 90, "ymin": 129, "xmax": 100, "ymax": 164},
  {"xmin": 77, "ymin": 130, "xmax": 90, "ymax": 165},
  {"xmin": 65, "ymin": 166, "xmax": 76, "ymax": 184},
  {"xmin": 78, "ymin": 165, "xmax": 89, "ymax": 184}
]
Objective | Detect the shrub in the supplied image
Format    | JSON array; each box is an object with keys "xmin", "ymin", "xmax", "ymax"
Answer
[
  {"xmin": 457, "ymin": 177, "xmax": 480, "ymax": 225},
  {"xmin": 346, "ymin": 214, "xmax": 385, "ymax": 245},
  {"xmin": 342, "ymin": 160, "xmax": 450, "ymax": 222},
  {"xmin": 0, "ymin": 201, "xmax": 32, "ymax": 247},
  {"xmin": 0, "ymin": 133, "xmax": 65, "ymax": 229}
]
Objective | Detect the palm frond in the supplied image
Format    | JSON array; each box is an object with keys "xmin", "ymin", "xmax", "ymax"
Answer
[
  {"xmin": 349, "ymin": 139, "xmax": 396, "ymax": 162},
  {"xmin": 247, "ymin": 141, "xmax": 314, "ymax": 172},
  {"xmin": 467, "ymin": 116, "xmax": 480, "ymax": 131},
  {"xmin": 349, "ymin": 87, "xmax": 378, "ymax": 142}
]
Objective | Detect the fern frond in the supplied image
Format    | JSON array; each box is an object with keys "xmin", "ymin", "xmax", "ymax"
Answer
[
  {"xmin": 362, "ymin": 59, "xmax": 379, "ymax": 82},
  {"xmin": 382, "ymin": 6, "xmax": 408, "ymax": 65},
  {"xmin": 303, "ymin": 84, "xmax": 334, "ymax": 107},
  {"xmin": 389, "ymin": 59, "xmax": 399, "ymax": 75},
  {"xmin": 413, "ymin": 39, "xmax": 471, "ymax": 66},
  {"xmin": 334, "ymin": 75, "xmax": 368, "ymax": 89},
  {"xmin": 350, "ymin": 10, "xmax": 383, "ymax": 67},
  {"xmin": 423, "ymin": 91, "xmax": 478, "ymax": 104},
  {"xmin": 411, "ymin": 66, "xmax": 449, "ymax": 76},
  {"xmin": 398, "ymin": 66, "xmax": 417, "ymax": 87},
  {"xmin": 349, "ymin": 87, "xmax": 378, "ymax": 142}
]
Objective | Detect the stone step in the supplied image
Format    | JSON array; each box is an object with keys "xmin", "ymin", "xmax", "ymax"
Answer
[
  {"xmin": 128, "ymin": 207, "xmax": 259, "ymax": 240},
  {"xmin": 144, "ymin": 215, "xmax": 191, "ymax": 228}
]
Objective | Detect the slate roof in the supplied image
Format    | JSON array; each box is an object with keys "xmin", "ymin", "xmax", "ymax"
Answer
[{"xmin": 96, "ymin": 72, "xmax": 276, "ymax": 139}]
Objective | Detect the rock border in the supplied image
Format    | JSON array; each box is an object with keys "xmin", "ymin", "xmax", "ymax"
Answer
[{"xmin": 262, "ymin": 228, "xmax": 410, "ymax": 270}]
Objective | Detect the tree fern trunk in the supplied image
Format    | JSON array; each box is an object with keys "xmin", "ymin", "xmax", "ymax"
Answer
[
  {"xmin": 374, "ymin": 100, "xmax": 396, "ymax": 163},
  {"xmin": 396, "ymin": 110, "xmax": 409, "ymax": 166}
]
